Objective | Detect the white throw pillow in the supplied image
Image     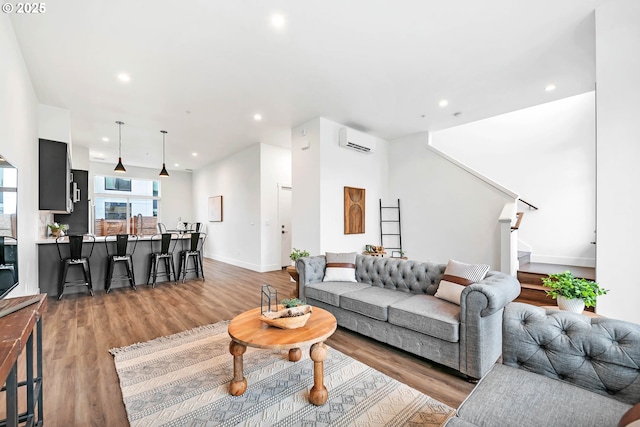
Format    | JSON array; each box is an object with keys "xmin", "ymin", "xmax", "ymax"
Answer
[
  {"xmin": 323, "ymin": 252, "xmax": 358, "ymax": 282},
  {"xmin": 434, "ymin": 259, "xmax": 490, "ymax": 305}
]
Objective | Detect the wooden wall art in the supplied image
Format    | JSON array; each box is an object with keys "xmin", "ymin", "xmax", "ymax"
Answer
[
  {"xmin": 344, "ymin": 186, "xmax": 365, "ymax": 234},
  {"xmin": 208, "ymin": 195, "xmax": 223, "ymax": 222}
]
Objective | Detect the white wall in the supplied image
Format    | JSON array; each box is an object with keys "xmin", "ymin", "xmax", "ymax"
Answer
[
  {"xmin": 388, "ymin": 132, "xmax": 515, "ymax": 268},
  {"xmin": 38, "ymin": 104, "xmax": 71, "ymax": 143},
  {"xmin": 71, "ymin": 144, "xmax": 90, "ymax": 171},
  {"xmin": 89, "ymin": 161, "xmax": 193, "ymax": 231},
  {"xmin": 431, "ymin": 92, "xmax": 596, "ymax": 267},
  {"xmin": 292, "ymin": 118, "xmax": 388, "ymax": 256},
  {"xmin": 291, "ymin": 119, "xmax": 322, "ymax": 255},
  {"xmin": 192, "ymin": 144, "xmax": 262, "ymax": 270},
  {"xmin": 595, "ymin": 0, "xmax": 640, "ymax": 323},
  {"xmin": 0, "ymin": 15, "xmax": 39, "ymax": 296}
]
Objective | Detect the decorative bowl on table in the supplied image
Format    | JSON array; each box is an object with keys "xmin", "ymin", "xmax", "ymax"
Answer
[{"xmin": 260, "ymin": 305, "xmax": 312, "ymax": 329}]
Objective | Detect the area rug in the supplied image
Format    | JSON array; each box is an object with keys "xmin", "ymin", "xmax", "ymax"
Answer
[{"xmin": 110, "ymin": 321, "xmax": 455, "ymax": 427}]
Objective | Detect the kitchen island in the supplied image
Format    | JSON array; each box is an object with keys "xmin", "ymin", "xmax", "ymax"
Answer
[{"xmin": 37, "ymin": 235, "xmax": 198, "ymax": 297}]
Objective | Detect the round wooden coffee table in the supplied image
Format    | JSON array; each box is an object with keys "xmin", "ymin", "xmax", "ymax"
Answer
[{"xmin": 228, "ymin": 306, "xmax": 337, "ymax": 405}]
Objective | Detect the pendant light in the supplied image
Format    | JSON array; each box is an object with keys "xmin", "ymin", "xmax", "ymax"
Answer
[
  {"xmin": 159, "ymin": 130, "xmax": 169, "ymax": 177},
  {"xmin": 114, "ymin": 120, "xmax": 126, "ymax": 173}
]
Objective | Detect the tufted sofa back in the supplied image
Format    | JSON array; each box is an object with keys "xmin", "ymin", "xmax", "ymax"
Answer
[
  {"xmin": 355, "ymin": 254, "xmax": 445, "ymax": 295},
  {"xmin": 502, "ymin": 302, "xmax": 640, "ymax": 405}
]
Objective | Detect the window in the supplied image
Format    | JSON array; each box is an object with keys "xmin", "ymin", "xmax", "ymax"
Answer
[
  {"xmin": 94, "ymin": 176, "xmax": 161, "ymax": 236},
  {"xmin": 104, "ymin": 177, "xmax": 132, "ymax": 191}
]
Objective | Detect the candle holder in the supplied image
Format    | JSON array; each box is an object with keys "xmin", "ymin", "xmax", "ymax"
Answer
[{"xmin": 261, "ymin": 284, "xmax": 277, "ymax": 315}]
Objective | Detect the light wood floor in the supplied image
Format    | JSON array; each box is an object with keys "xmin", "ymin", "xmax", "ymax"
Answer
[{"xmin": 40, "ymin": 258, "xmax": 474, "ymax": 426}]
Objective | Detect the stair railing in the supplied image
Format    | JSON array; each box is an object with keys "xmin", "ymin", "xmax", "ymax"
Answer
[{"xmin": 499, "ymin": 202, "xmax": 519, "ymax": 276}]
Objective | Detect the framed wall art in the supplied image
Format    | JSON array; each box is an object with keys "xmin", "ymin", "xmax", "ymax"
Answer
[
  {"xmin": 208, "ymin": 195, "xmax": 223, "ymax": 222},
  {"xmin": 344, "ymin": 186, "xmax": 365, "ymax": 234}
]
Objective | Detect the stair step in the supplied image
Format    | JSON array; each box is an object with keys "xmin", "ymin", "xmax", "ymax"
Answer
[
  {"xmin": 518, "ymin": 262, "xmax": 595, "ymax": 281},
  {"xmin": 516, "ymin": 261, "xmax": 597, "ymax": 312}
]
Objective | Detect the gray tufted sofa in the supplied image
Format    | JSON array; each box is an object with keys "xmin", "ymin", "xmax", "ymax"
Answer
[
  {"xmin": 446, "ymin": 302, "xmax": 640, "ymax": 426},
  {"xmin": 296, "ymin": 254, "xmax": 521, "ymax": 379}
]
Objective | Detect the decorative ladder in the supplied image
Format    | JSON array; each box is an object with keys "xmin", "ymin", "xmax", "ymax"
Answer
[{"xmin": 379, "ymin": 199, "xmax": 403, "ymax": 257}]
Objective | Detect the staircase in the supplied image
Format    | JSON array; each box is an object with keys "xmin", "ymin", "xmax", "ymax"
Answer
[{"xmin": 515, "ymin": 251, "xmax": 596, "ymax": 311}]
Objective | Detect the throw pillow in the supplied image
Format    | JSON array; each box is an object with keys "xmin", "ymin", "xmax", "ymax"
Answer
[
  {"xmin": 434, "ymin": 259, "xmax": 490, "ymax": 305},
  {"xmin": 323, "ymin": 252, "xmax": 358, "ymax": 282},
  {"xmin": 619, "ymin": 402, "xmax": 640, "ymax": 427}
]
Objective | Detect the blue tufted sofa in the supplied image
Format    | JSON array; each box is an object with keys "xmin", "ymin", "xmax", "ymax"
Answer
[
  {"xmin": 446, "ymin": 302, "xmax": 640, "ymax": 426},
  {"xmin": 296, "ymin": 254, "xmax": 521, "ymax": 379}
]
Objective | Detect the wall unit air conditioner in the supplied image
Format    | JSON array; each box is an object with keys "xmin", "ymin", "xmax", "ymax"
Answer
[{"xmin": 338, "ymin": 127, "xmax": 376, "ymax": 153}]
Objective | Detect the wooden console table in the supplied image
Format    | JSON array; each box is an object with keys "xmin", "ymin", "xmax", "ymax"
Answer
[{"xmin": 0, "ymin": 294, "xmax": 47, "ymax": 427}]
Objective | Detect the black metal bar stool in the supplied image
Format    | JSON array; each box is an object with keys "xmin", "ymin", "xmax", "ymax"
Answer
[
  {"xmin": 146, "ymin": 233, "xmax": 178, "ymax": 287},
  {"xmin": 56, "ymin": 234, "xmax": 95, "ymax": 299},
  {"xmin": 0, "ymin": 236, "xmax": 18, "ymax": 289},
  {"xmin": 178, "ymin": 232, "xmax": 206, "ymax": 283},
  {"xmin": 105, "ymin": 234, "xmax": 138, "ymax": 293}
]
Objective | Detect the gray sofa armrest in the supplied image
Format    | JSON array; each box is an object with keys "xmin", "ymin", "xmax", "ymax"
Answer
[
  {"xmin": 502, "ymin": 302, "xmax": 640, "ymax": 405},
  {"xmin": 458, "ymin": 271, "xmax": 521, "ymax": 379},
  {"xmin": 295, "ymin": 255, "xmax": 326, "ymax": 300},
  {"xmin": 462, "ymin": 272, "xmax": 521, "ymax": 318}
]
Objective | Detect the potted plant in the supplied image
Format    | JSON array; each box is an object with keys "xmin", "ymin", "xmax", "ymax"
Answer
[
  {"xmin": 48, "ymin": 222, "xmax": 68, "ymax": 238},
  {"xmin": 290, "ymin": 248, "xmax": 310, "ymax": 262},
  {"xmin": 281, "ymin": 297, "xmax": 305, "ymax": 308},
  {"xmin": 286, "ymin": 249, "xmax": 309, "ymax": 297},
  {"xmin": 542, "ymin": 270, "xmax": 608, "ymax": 313}
]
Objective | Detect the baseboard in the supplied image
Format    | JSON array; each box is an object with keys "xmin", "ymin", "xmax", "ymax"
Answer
[
  {"xmin": 530, "ymin": 254, "xmax": 595, "ymax": 268},
  {"xmin": 205, "ymin": 253, "xmax": 281, "ymax": 273}
]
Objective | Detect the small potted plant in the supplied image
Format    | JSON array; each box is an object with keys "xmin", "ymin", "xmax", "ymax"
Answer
[
  {"xmin": 286, "ymin": 248, "xmax": 309, "ymax": 293},
  {"xmin": 48, "ymin": 222, "xmax": 69, "ymax": 238},
  {"xmin": 542, "ymin": 270, "xmax": 608, "ymax": 313},
  {"xmin": 290, "ymin": 248, "xmax": 310, "ymax": 262},
  {"xmin": 281, "ymin": 297, "xmax": 305, "ymax": 308}
]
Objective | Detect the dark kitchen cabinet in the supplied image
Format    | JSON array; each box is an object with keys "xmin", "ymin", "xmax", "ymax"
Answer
[
  {"xmin": 54, "ymin": 169, "xmax": 89, "ymax": 235},
  {"xmin": 39, "ymin": 139, "xmax": 72, "ymax": 212}
]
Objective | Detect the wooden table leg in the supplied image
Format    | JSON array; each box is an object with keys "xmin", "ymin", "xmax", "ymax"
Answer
[
  {"xmin": 229, "ymin": 341, "xmax": 247, "ymax": 396},
  {"xmin": 288, "ymin": 347, "xmax": 302, "ymax": 362},
  {"xmin": 309, "ymin": 341, "xmax": 328, "ymax": 406}
]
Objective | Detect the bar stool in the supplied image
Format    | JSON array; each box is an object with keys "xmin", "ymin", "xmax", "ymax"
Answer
[
  {"xmin": 178, "ymin": 232, "xmax": 206, "ymax": 283},
  {"xmin": 157, "ymin": 223, "xmax": 167, "ymax": 233},
  {"xmin": 146, "ymin": 233, "xmax": 178, "ymax": 287},
  {"xmin": 0, "ymin": 236, "xmax": 17, "ymax": 282},
  {"xmin": 105, "ymin": 234, "xmax": 138, "ymax": 293},
  {"xmin": 56, "ymin": 234, "xmax": 95, "ymax": 299}
]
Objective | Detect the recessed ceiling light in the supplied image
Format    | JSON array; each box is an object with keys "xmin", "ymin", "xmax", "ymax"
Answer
[
  {"xmin": 117, "ymin": 73, "xmax": 131, "ymax": 83},
  {"xmin": 439, "ymin": 99, "xmax": 449, "ymax": 107},
  {"xmin": 254, "ymin": 113, "xmax": 262, "ymax": 121},
  {"xmin": 545, "ymin": 84, "xmax": 556, "ymax": 92},
  {"xmin": 192, "ymin": 152, "xmax": 198, "ymax": 157},
  {"xmin": 102, "ymin": 137, "xmax": 109, "ymax": 142},
  {"xmin": 271, "ymin": 14, "xmax": 286, "ymax": 29},
  {"xmin": 174, "ymin": 163, "xmax": 180, "ymax": 167}
]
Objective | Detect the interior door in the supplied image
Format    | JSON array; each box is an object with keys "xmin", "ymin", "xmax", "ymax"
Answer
[{"xmin": 279, "ymin": 186, "xmax": 292, "ymax": 268}]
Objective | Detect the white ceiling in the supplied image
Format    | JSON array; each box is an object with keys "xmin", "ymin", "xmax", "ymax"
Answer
[{"xmin": 9, "ymin": 0, "xmax": 606, "ymax": 172}]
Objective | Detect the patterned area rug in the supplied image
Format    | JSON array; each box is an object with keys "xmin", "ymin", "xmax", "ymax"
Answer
[{"xmin": 110, "ymin": 321, "xmax": 454, "ymax": 426}]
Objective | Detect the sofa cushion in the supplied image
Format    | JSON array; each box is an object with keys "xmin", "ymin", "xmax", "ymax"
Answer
[
  {"xmin": 456, "ymin": 363, "xmax": 631, "ymax": 427},
  {"xmin": 323, "ymin": 252, "xmax": 358, "ymax": 282},
  {"xmin": 305, "ymin": 281, "xmax": 371, "ymax": 307},
  {"xmin": 434, "ymin": 259, "xmax": 489, "ymax": 305},
  {"xmin": 340, "ymin": 287, "xmax": 412, "ymax": 321},
  {"xmin": 355, "ymin": 254, "xmax": 445, "ymax": 294},
  {"xmin": 388, "ymin": 294, "xmax": 461, "ymax": 343}
]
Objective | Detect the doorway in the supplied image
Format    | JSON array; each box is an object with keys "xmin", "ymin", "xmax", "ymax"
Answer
[{"xmin": 278, "ymin": 185, "xmax": 292, "ymax": 268}]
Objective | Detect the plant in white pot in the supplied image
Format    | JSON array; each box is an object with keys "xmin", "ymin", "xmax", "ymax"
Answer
[
  {"xmin": 286, "ymin": 249, "xmax": 309, "ymax": 294},
  {"xmin": 542, "ymin": 270, "xmax": 608, "ymax": 313}
]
